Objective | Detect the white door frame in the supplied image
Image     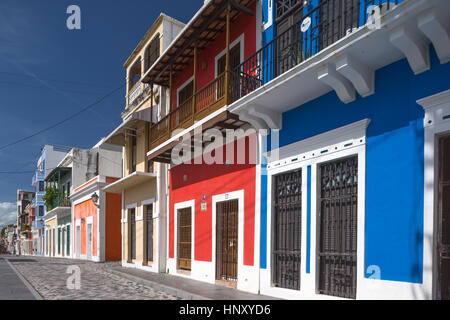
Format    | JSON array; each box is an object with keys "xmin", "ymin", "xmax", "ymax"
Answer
[{"xmin": 173, "ymin": 200, "xmax": 195, "ymax": 277}]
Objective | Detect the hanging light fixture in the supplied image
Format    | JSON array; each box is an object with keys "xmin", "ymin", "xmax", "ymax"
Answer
[{"xmin": 91, "ymin": 192, "xmax": 100, "ymax": 208}]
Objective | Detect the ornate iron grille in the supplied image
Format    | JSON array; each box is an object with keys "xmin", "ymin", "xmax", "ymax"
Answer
[
  {"xmin": 272, "ymin": 169, "xmax": 302, "ymax": 290},
  {"xmin": 276, "ymin": 0, "xmax": 302, "ymax": 22},
  {"xmin": 318, "ymin": 156, "xmax": 357, "ymax": 299},
  {"xmin": 177, "ymin": 208, "xmax": 192, "ymax": 271},
  {"xmin": 216, "ymin": 200, "xmax": 239, "ymax": 282}
]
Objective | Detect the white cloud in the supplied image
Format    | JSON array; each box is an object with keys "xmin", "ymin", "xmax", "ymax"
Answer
[{"xmin": 0, "ymin": 202, "xmax": 17, "ymax": 228}]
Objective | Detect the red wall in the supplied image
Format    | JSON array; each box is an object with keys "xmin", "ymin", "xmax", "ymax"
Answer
[
  {"xmin": 169, "ymin": 134, "xmax": 257, "ymax": 266},
  {"xmin": 105, "ymin": 192, "xmax": 122, "ymax": 261},
  {"xmin": 171, "ymin": 2, "xmax": 257, "ymax": 110}
]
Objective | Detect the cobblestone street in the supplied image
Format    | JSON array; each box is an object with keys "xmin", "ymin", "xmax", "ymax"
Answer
[{"xmin": 8, "ymin": 256, "xmax": 178, "ymax": 300}]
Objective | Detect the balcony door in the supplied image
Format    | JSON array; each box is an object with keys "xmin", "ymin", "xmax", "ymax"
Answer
[
  {"xmin": 319, "ymin": 0, "xmax": 360, "ymax": 49},
  {"xmin": 217, "ymin": 42, "xmax": 241, "ymax": 103},
  {"xmin": 175, "ymin": 80, "xmax": 194, "ymax": 128},
  {"xmin": 276, "ymin": 8, "xmax": 303, "ymax": 76},
  {"xmin": 438, "ymin": 135, "xmax": 450, "ymax": 300}
]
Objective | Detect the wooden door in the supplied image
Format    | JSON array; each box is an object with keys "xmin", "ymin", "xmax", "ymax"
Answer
[
  {"xmin": 129, "ymin": 209, "xmax": 136, "ymax": 261},
  {"xmin": 177, "ymin": 208, "xmax": 192, "ymax": 271},
  {"xmin": 216, "ymin": 200, "xmax": 239, "ymax": 282}
]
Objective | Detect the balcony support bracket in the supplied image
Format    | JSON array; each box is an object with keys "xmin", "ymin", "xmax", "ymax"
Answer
[
  {"xmin": 247, "ymin": 105, "xmax": 282, "ymax": 130},
  {"xmin": 417, "ymin": 8, "xmax": 450, "ymax": 65},
  {"xmin": 237, "ymin": 110, "xmax": 268, "ymax": 132},
  {"xmin": 389, "ymin": 23, "xmax": 430, "ymax": 75},
  {"xmin": 318, "ymin": 63, "xmax": 356, "ymax": 104},
  {"xmin": 336, "ymin": 54, "xmax": 374, "ymax": 98}
]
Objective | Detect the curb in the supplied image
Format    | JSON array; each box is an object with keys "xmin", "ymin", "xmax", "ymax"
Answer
[
  {"xmin": 4, "ymin": 258, "xmax": 44, "ymax": 300},
  {"xmin": 107, "ymin": 268, "xmax": 208, "ymax": 300}
]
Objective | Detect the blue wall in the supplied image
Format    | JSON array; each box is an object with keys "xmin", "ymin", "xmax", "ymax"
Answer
[{"xmin": 260, "ymin": 47, "xmax": 450, "ymax": 284}]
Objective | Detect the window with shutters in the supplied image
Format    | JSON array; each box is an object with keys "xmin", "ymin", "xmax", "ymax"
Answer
[{"xmin": 145, "ymin": 34, "xmax": 160, "ymax": 72}]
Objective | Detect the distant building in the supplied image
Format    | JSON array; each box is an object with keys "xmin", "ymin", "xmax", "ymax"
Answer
[
  {"xmin": 32, "ymin": 145, "xmax": 72, "ymax": 256},
  {"xmin": 16, "ymin": 190, "xmax": 35, "ymax": 255}
]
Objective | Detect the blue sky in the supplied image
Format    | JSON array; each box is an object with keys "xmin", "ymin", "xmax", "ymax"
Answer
[{"xmin": 0, "ymin": 0, "xmax": 202, "ymax": 227}]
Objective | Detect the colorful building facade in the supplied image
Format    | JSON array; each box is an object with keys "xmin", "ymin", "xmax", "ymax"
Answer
[
  {"xmin": 69, "ymin": 141, "xmax": 123, "ymax": 262},
  {"xmin": 32, "ymin": 145, "xmax": 72, "ymax": 256},
  {"xmin": 104, "ymin": 14, "xmax": 185, "ymax": 272}
]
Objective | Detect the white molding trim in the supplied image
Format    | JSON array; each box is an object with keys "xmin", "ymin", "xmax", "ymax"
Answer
[
  {"xmin": 266, "ymin": 119, "xmax": 370, "ymax": 168},
  {"xmin": 418, "ymin": 89, "xmax": 450, "ymax": 299},
  {"xmin": 215, "ymin": 33, "xmax": 245, "ymax": 78},
  {"xmin": 418, "ymin": 89, "xmax": 450, "ymax": 128},
  {"xmin": 173, "ymin": 199, "xmax": 195, "ymax": 277},
  {"xmin": 263, "ymin": 0, "xmax": 273, "ymax": 31}
]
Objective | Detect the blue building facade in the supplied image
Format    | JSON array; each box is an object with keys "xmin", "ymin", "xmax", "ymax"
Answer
[
  {"xmin": 229, "ymin": 0, "xmax": 450, "ymax": 299},
  {"xmin": 31, "ymin": 145, "xmax": 72, "ymax": 256}
]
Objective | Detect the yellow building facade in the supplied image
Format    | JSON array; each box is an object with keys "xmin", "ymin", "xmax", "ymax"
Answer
[
  {"xmin": 104, "ymin": 14, "xmax": 184, "ymax": 272},
  {"xmin": 44, "ymin": 216, "xmax": 57, "ymax": 257}
]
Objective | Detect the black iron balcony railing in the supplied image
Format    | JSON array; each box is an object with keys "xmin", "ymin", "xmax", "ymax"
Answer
[
  {"xmin": 231, "ymin": 0, "xmax": 402, "ymax": 101},
  {"xmin": 149, "ymin": 0, "xmax": 403, "ymax": 149}
]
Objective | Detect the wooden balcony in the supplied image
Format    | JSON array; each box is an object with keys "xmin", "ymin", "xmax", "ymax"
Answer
[{"xmin": 149, "ymin": 71, "xmax": 229, "ymax": 149}]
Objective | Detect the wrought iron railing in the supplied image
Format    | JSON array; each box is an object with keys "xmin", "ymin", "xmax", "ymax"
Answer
[
  {"xmin": 231, "ymin": 0, "xmax": 402, "ymax": 102},
  {"xmin": 47, "ymin": 194, "xmax": 71, "ymax": 211},
  {"xmin": 127, "ymin": 82, "xmax": 152, "ymax": 111}
]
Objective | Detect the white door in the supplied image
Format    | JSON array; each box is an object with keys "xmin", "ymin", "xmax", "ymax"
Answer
[
  {"xmin": 87, "ymin": 224, "xmax": 92, "ymax": 260},
  {"xmin": 76, "ymin": 226, "xmax": 81, "ymax": 259}
]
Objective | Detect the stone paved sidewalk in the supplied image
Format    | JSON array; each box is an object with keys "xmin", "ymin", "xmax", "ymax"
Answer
[{"xmin": 8, "ymin": 256, "xmax": 178, "ymax": 300}]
